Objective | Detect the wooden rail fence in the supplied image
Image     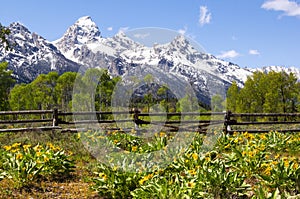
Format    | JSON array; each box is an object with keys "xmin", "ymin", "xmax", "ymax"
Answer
[
  {"xmin": 224, "ymin": 111, "xmax": 300, "ymax": 134},
  {"xmin": 1, "ymin": 109, "xmax": 300, "ymax": 134}
]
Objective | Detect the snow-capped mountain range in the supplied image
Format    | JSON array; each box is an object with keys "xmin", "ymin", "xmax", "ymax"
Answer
[
  {"xmin": 1, "ymin": 16, "xmax": 299, "ymax": 105},
  {"xmin": 0, "ymin": 22, "xmax": 80, "ymax": 83}
]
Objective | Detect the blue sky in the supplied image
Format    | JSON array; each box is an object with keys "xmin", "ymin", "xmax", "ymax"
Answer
[{"xmin": 1, "ymin": 0, "xmax": 300, "ymax": 68}]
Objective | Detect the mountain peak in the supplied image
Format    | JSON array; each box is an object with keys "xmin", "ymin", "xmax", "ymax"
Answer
[
  {"xmin": 55, "ymin": 16, "xmax": 101, "ymax": 46},
  {"xmin": 75, "ymin": 16, "xmax": 97, "ymax": 29},
  {"xmin": 166, "ymin": 34, "xmax": 199, "ymax": 55},
  {"xmin": 9, "ymin": 22, "xmax": 31, "ymax": 34}
]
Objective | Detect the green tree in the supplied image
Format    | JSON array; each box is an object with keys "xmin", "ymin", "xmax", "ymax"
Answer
[
  {"xmin": 97, "ymin": 70, "xmax": 117, "ymax": 111},
  {"xmin": 55, "ymin": 72, "xmax": 78, "ymax": 111},
  {"xmin": 0, "ymin": 62, "xmax": 15, "ymax": 110},
  {"xmin": 0, "ymin": 23, "xmax": 11, "ymax": 51},
  {"xmin": 157, "ymin": 85, "xmax": 169, "ymax": 112},
  {"xmin": 73, "ymin": 68, "xmax": 118, "ymax": 112},
  {"xmin": 0, "ymin": 24, "xmax": 15, "ymax": 110},
  {"xmin": 226, "ymin": 81, "xmax": 239, "ymax": 112},
  {"xmin": 9, "ymin": 83, "xmax": 32, "ymax": 110},
  {"xmin": 211, "ymin": 94, "xmax": 225, "ymax": 112},
  {"xmin": 228, "ymin": 70, "xmax": 300, "ymax": 114},
  {"xmin": 31, "ymin": 72, "xmax": 59, "ymax": 110},
  {"xmin": 144, "ymin": 74, "xmax": 154, "ymax": 112},
  {"xmin": 263, "ymin": 71, "xmax": 299, "ymax": 113}
]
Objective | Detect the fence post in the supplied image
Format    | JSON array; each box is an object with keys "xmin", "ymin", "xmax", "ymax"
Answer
[
  {"xmin": 53, "ymin": 108, "xmax": 59, "ymax": 127},
  {"xmin": 133, "ymin": 108, "xmax": 141, "ymax": 130},
  {"xmin": 224, "ymin": 111, "xmax": 231, "ymax": 134}
]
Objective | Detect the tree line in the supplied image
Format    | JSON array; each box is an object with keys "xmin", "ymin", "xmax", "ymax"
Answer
[
  {"xmin": 226, "ymin": 70, "xmax": 300, "ymax": 113},
  {"xmin": 8, "ymin": 69, "xmax": 120, "ymax": 112}
]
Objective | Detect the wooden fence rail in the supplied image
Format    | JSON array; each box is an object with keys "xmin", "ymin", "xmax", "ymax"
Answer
[
  {"xmin": 224, "ymin": 111, "xmax": 300, "ymax": 134},
  {"xmin": 1, "ymin": 109, "xmax": 300, "ymax": 134}
]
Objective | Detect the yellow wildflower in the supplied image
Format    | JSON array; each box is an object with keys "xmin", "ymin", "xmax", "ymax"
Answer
[
  {"xmin": 271, "ymin": 161, "xmax": 278, "ymax": 166},
  {"xmin": 36, "ymin": 160, "xmax": 42, "ymax": 164},
  {"xmin": 187, "ymin": 181, "xmax": 196, "ymax": 188},
  {"xmin": 44, "ymin": 156, "xmax": 50, "ymax": 162},
  {"xmin": 192, "ymin": 153, "xmax": 198, "ymax": 161},
  {"xmin": 264, "ymin": 166, "xmax": 272, "ymax": 176},
  {"xmin": 293, "ymin": 162, "xmax": 298, "ymax": 170},
  {"xmin": 188, "ymin": 169, "xmax": 197, "ymax": 176},
  {"xmin": 3, "ymin": 145, "xmax": 12, "ymax": 151},
  {"xmin": 259, "ymin": 134, "xmax": 267, "ymax": 140},
  {"xmin": 98, "ymin": 172, "xmax": 107, "ymax": 181},
  {"xmin": 16, "ymin": 153, "xmax": 23, "ymax": 160},
  {"xmin": 12, "ymin": 143, "xmax": 21, "ymax": 148},
  {"xmin": 274, "ymin": 154, "xmax": 280, "ymax": 159},
  {"xmin": 11, "ymin": 149, "xmax": 19, "ymax": 153},
  {"xmin": 242, "ymin": 151, "xmax": 247, "ymax": 157},
  {"xmin": 258, "ymin": 144, "xmax": 265, "ymax": 151},
  {"xmin": 159, "ymin": 132, "xmax": 166, "ymax": 137},
  {"xmin": 248, "ymin": 151, "xmax": 254, "ymax": 158},
  {"xmin": 132, "ymin": 146, "xmax": 138, "ymax": 152},
  {"xmin": 33, "ymin": 144, "xmax": 43, "ymax": 152},
  {"xmin": 248, "ymin": 134, "xmax": 255, "ymax": 140},
  {"xmin": 139, "ymin": 173, "xmax": 153, "ymax": 185},
  {"xmin": 284, "ymin": 159, "xmax": 289, "ymax": 168},
  {"xmin": 54, "ymin": 146, "xmax": 61, "ymax": 151},
  {"xmin": 23, "ymin": 144, "xmax": 31, "ymax": 151},
  {"xmin": 47, "ymin": 143, "xmax": 56, "ymax": 150}
]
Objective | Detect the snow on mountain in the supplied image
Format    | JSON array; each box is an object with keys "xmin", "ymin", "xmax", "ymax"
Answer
[
  {"xmin": 53, "ymin": 16, "xmax": 145, "ymax": 69},
  {"xmin": 0, "ymin": 22, "xmax": 80, "ymax": 83},
  {"xmin": 119, "ymin": 34, "xmax": 252, "ymax": 88},
  {"xmin": 254, "ymin": 66, "xmax": 300, "ymax": 79}
]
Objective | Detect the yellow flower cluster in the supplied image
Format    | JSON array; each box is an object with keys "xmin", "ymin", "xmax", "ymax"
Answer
[
  {"xmin": 187, "ymin": 181, "xmax": 195, "ymax": 188},
  {"xmin": 131, "ymin": 146, "xmax": 138, "ymax": 152},
  {"xmin": 139, "ymin": 173, "xmax": 153, "ymax": 185},
  {"xmin": 3, "ymin": 143, "xmax": 22, "ymax": 153},
  {"xmin": 98, "ymin": 172, "xmax": 108, "ymax": 181}
]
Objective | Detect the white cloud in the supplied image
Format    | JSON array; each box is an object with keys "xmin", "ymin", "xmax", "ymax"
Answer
[
  {"xmin": 178, "ymin": 26, "xmax": 187, "ymax": 35},
  {"xmin": 107, "ymin": 27, "xmax": 113, "ymax": 31},
  {"xmin": 249, "ymin": 49, "xmax": 260, "ymax": 55},
  {"xmin": 199, "ymin": 6, "xmax": 212, "ymax": 26},
  {"xmin": 217, "ymin": 50, "xmax": 240, "ymax": 59},
  {"xmin": 133, "ymin": 33, "xmax": 150, "ymax": 39},
  {"xmin": 262, "ymin": 0, "xmax": 300, "ymax": 17},
  {"xmin": 118, "ymin": 26, "xmax": 129, "ymax": 33}
]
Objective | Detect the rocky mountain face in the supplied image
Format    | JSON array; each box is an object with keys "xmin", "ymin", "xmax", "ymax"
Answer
[
  {"xmin": 1, "ymin": 16, "xmax": 299, "ymax": 105},
  {"xmin": 0, "ymin": 22, "xmax": 81, "ymax": 83}
]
